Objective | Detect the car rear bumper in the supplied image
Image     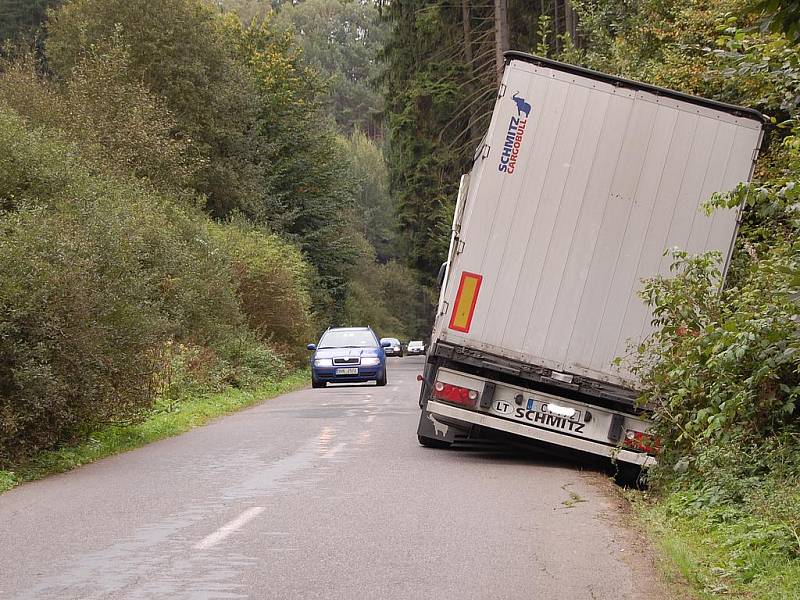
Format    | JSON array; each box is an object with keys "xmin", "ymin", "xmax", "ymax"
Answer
[{"xmin": 313, "ymin": 366, "xmax": 384, "ymax": 382}]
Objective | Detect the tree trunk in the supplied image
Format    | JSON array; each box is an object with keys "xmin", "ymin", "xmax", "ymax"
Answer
[
  {"xmin": 462, "ymin": 0, "xmax": 480, "ymax": 142},
  {"xmin": 494, "ymin": 0, "xmax": 509, "ymax": 82},
  {"xmin": 554, "ymin": 0, "xmax": 560, "ymax": 53},
  {"xmin": 565, "ymin": 0, "xmax": 574, "ymax": 44}
]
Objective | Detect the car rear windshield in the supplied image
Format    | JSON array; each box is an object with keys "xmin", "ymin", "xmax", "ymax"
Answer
[
  {"xmin": 408, "ymin": 341, "xmax": 423, "ymax": 347},
  {"xmin": 319, "ymin": 330, "xmax": 377, "ymax": 348}
]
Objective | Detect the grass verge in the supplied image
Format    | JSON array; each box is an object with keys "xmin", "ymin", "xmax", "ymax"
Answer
[
  {"xmin": 0, "ymin": 369, "xmax": 309, "ymax": 494},
  {"xmin": 632, "ymin": 491, "xmax": 800, "ymax": 600}
]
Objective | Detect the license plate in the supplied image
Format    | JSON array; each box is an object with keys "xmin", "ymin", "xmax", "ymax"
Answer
[
  {"xmin": 492, "ymin": 397, "xmax": 588, "ymax": 435},
  {"xmin": 335, "ymin": 367, "xmax": 359, "ymax": 375},
  {"xmin": 532, "ymin": 399, "xmax": 581, "ymax": 423}
]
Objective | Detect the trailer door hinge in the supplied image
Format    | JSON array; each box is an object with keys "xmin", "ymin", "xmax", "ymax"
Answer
[
  {"xmin": 440, "ymin": 300, "xmax": 449, "ymax": 315},
  {"xmin": 456, "ymin": 239, "xmax": 465, "ymax": 254},
  {"xmin": 481, "ymin": 144, "xmax": 490, "ymax": 159},
  {"xmin": 498, "ymin": 83, "xmax": 506, "ymax": 98}
]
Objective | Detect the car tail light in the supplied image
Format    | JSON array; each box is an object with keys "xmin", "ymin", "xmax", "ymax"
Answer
[
  {"xmin": 623, "ymin": 430, "xmax": 662, "ymax": 454},
  {"xmin": 432, "ymin": 381, "xmax": 479, "ymax": 407}
]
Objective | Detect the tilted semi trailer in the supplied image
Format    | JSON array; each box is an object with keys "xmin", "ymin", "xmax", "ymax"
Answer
[{"xmin": 416, "ymin": 52, "xmax": 764, "ymax": 476}]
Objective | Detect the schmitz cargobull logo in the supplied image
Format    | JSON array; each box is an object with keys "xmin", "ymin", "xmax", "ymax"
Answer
[{"xmin": 498, "ymin": 92, "xmax": 531, "ymax": 175}]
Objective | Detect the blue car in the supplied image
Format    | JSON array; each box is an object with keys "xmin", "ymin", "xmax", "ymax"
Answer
[{"xmin": 308, "ymin": 327, "xmax": 390, "ymax": 388}]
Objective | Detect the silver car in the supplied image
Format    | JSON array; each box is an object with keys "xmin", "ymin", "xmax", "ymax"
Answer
[
  {"xmin": 406, "ymin": 340, "xmax": 425, "ymax": 356},
  {"xmin": 380, "ymin": 337, "xmax": 403, "ymax": 357}
]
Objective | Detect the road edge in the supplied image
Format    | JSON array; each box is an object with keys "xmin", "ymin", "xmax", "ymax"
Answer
[
  {"xmin": 580, "ymin": 470, "xmax": 695, "ymax": 600},
  {"xmin": 0, "ymin": 369, "xmax": 310, "ymax": 494}
]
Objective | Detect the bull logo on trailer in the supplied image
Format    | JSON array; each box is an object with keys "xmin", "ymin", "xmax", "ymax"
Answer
[{"xmin": 498, "ymin": 91, "xmax": 530, "ymax": 175}]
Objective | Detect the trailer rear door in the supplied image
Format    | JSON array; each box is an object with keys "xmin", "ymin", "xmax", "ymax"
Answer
[{"xmin": 437, "ymin": 56, "xmax": 763, "ymax": 388}]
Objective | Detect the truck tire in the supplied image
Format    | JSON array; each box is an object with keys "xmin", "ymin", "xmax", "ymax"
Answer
[
  {"xmin": 418, "ymin": 434, "xmax": 451, "ymax": 449},
  {"xmin": 615, "ymin": 463, "xmax": 647, "ymax": 489},
  {"xmin": 376, "ymin": 370, "xmax": 387, "ymax": 386}
]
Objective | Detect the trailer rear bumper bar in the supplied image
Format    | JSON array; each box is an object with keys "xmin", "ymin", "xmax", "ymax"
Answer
[{"xmin": 427, "ymin": 400, "xmax": 657, "ymax": 467}]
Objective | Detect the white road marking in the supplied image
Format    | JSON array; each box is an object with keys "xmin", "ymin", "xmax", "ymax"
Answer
[
  {"xmin": 193, "ymin": 507, "xmax": 265, "ymax": 550},
  {"xmin": 317, "ymin": 426, "xmax": 336, "ymax": 452}
]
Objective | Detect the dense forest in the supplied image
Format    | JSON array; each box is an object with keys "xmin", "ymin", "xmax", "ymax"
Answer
[{"xmin": 1, "ymin": 0, "xmax": 799, "ymax": 595}]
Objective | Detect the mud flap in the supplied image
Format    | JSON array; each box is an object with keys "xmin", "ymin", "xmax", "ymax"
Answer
[{"xmin": 417, "ymin": 409, "xmax": 457, "ymax": 444}]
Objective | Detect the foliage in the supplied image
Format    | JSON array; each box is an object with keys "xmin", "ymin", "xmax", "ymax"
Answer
[
  {"xmin": 1, "ymin": 202, "xmax": 167, "ymax": 464},
  {"xmin": 751, "ymin": 0, "xmax": 800, "ymax": 44},
  {"xmin": 714, "ymin": 25, "xmax": 800, "ymax": 117},
  {"xmin": 343, "ymin": 250, "xmax": 434, "ymax": 340},
  {"xmin": 546, "ymin": 3, "xmax": 800, "ymax": 594},
  {"xmin": 380, "ymin": 0, "xmax": 579, "ymax": 279},
  {"xmin": 380, "ymin": 0, "xmax": 467, "ymax": 277},
  {"xmin": 0, "ymin": 108, "xmax": 291, "ymax": 465},
  {"xmin": 211, "ymin": 329, "xmax": 288, "ymax": 388},
  {"xmin": 373, "ymin": 260, "xmax": 437, "ymax": 340},
  {"xmin": 0, "ymin": 0, "xmax": 428, "ymax": 472},
  {"xmin": 643, "ymin": 432, "xmax": 800, "ymax": 597},
  {"xmin": 633, "ymin": 247, "xmax": 799, "ymax": 450},
  {"xmin": 44, "ymin": 0, "xmax": 397, "ymax": 327},
  {"xmin": 271, "ymin": 0, "xmax": 388, "ymax": 135},
  {"xmin": 46, "ymin": 0, "xmax": 264, "ymax": 218},
  {"xmin": 220, "ymin": 0, "xmax": 273, "ymax": 24},
  {"xmin": 622, "ymin": 11, "xmax": 800, "ymax": 456},
  {"xmin": 571, "ymin": 0, "xmax": 749, "ymax": 97},
  {"xmin": 207, "ymin": 220, "xmax": 315, "ymax": 363},
  {"xmin": 233, "ymin": 16, "xmax": 368, "ymax": 318},
  {"xmin": 343, "ymin": 130, "xmax": 399, "ymax": 261},
  {"xmin": 0, "ymin": 0, "xmax": 60, "ymax": 44},
  {"xmin": 0, "ymin": 40, "xmax": 198, "ymax": 195}
]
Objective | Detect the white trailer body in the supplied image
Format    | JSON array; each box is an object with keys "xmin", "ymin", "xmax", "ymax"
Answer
[{"xmin": 418, "ymin": 53, "xmax": 764, "ymax": 468}]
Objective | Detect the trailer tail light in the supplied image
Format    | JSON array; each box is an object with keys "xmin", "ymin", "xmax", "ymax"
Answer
[
  {"xmin": 433, "ymin": 381, "xmax": 479, "ymax": 407},
  {"xmin": 623, "ymin": 430, "xmax": 662, "ymax": 454}
]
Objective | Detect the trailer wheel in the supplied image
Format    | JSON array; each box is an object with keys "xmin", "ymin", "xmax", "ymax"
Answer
[
  {"xmin": 418, "ymin": 434, "xmax": 451, "ymax": 449},
  {"xmin": 614, "ymin": 463, "xmax": 647, "ymax": 489}
]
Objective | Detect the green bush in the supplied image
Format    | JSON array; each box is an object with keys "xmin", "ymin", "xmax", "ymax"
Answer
[
  {"xmin": 207, "ymin": 220, "xmax": 314, "ymax": 364},
  {"xmin": 46, "ymin": 0, "xmax": 263, "ymax": 217},
  {"xmin": 0, "ymin": 108, "xmax": 291, "ymax": 465},
  {"xmin": 652, "ymin": 431, "xmax": 800, "ymax": 592},
  {"xmin": 0, "ymin": 42, "xmax": 198, "ymax": 196},
  {"xmin": 633, "ymin": 246, "xmax": 799, "ymax": 455},
  {"xmin": 342, "ymin": 246, "xmax": 434, "ymax": 340},
  {"xmin": 155, "ymin": 333, "xmax": 290, "ymax": 401},
  {"xmin": 0, "ymin": 201, "xmax": 168, "ymax": 463},
  {"xmin": 211, "ymin": 329, "xmax": 288, "ymax": 389}
]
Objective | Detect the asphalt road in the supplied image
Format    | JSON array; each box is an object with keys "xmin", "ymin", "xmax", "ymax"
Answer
[{"xmin": 1, "ymin": 357, "xmax": 662, "ymax": 599}]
